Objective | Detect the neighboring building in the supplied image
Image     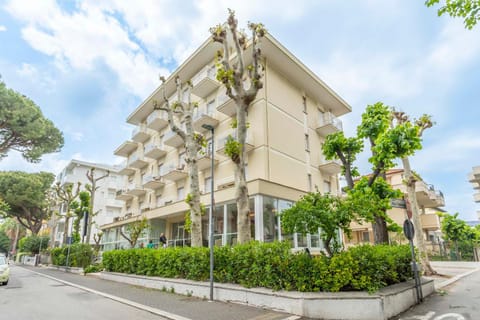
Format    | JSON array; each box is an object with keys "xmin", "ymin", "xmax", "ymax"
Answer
[
  {"xmin": 468, "ymin": 166, "xmax": 480, "ymax": 220},
  {"xmin": 51, "ymin": 159, "xmax": 124, "ymax": 246},
  {"xmin": 345, "ymin": 169, "xmax": 445, "ymax": 252},
  {"xmin": 100, "ymin": 33, "xmax": 351, "ymax": 251}
]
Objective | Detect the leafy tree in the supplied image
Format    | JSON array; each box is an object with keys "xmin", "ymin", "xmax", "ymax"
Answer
[
  {"xmin": 18, "ymin": 234, "xmax": 49, "ymax": 254},
  {"xmin": 210, "ymin": 10, "xmax": 266, "ymax": 244},
  {"xmin": 0, "ymin": 230, "xmax": 10, "ymax": 254},
  {"xmin": 426, "ymin": 0, "xmax": 480, "ymax": 29},
  {"xmin": 155, "ymin": 76, "xmax": 205, "ymax": 247},
  {"xmin": 280, "ymin": 192, "xmax": 355, "ymax": 256},
  {"xmin": 0, "ymin": 80, "xmax": 64, "ymax": 162},
  {"xmin": 439, "ymin": 212, "xmax": 473, "ymax": 260},
  {"xmin": 85, "ymin": 167, "xmax": 109, "ymax": 244},
  {"xmin": 54, "ymin": 181, "xmax": 81, "ymax": 245},
  {"xmin": 119, "ymin": 217, "xmax": 149, "ymax": 248},
  {"xmin": 70, "ymin": 191, "xmax": 90, "ymax": 244},
  {"xmin": 0, "ymin": 171, "xmax": 55, "ymax": 234},
  {"xmin": 323, "ymin": 102, "xmax": 422, "ymax": 244}
]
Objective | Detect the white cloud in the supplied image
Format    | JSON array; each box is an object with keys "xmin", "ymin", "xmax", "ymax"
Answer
[
  {"xmin": 0, "ymin": 150, "xmax": 69, "ymax": 175},
  {"xmin": 0, "ymin": 25, "xmax": 6, "ymax": 32}
]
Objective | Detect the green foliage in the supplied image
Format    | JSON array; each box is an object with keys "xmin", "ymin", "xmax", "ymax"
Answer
[
  {"xmin": 426, "ymin": 0, "xmax": 480, "ymax": 29},
  {"xmin": 70, "ymin": 191, "xmax": 90, "ymax": 243},
  {"xmin": 280, "ymin": 192, "xmax": 355, "ymax": 256},
  {"xmin": 120, "ymin": 217, "xmax": 149, "ymax": 248},
  {"xmin": 440, "ymin": 212, "xmax": 472, "ymax": 242},
  {"xmin": 0, "ymin": 230, "xmax": 10, "ymax": 254},
  {"xmin": 0, "ymin": 80, "xmax": 64, "ymax": 162},
  {"xmin": 102, "ymin": 242, "xmax": 412, "ymax": 293},
  {"xmin": 18, "ymin": 235, "xmax": 49, "ymax": 254},
  {"xmin": 224, "ymin": 135, "xmax": 241, "ymax": 159},
  {"xmin": 0, "ymin": 171, "xmax": 55, "ymax": 234},
  {"xmin": 323, "ymin": 132, "xmax": 363, "ymax": 178},
  {"xmin": 51, "ymin": 243, "xmax": 93, "ymax": 268},
  {"xmin": 84, "ymin": 263, "xmax": 104, "ymax": 274}
]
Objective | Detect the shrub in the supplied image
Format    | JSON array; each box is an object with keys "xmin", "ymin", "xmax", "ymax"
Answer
[
  {"xmin": 50, "ymin": 244, "xmax": 93, "ymax": 268},
  {"xmin": 19, "ymin": 235, "xmax": 50, "ymax": 254},
  {"xmin": 102, "ymin": 242, "xmax": 412, "ymax": 293},
  {"xmin": 84, "ymin": 263, "xmax": 104, "ymax": 274}
]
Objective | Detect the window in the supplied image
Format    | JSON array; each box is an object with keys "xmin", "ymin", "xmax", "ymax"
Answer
[
  {"xmin": 178, "ymin": 152, "xmax": 186, "ymax": 168},
  {"xmin": 362, "ymin": 231, "xmax": 370, "ymax": 243},
  {"xmin": 156, "ymin": 195, "xmax": 162, "ymax": 207},
  {"xmin": 263, "ymin": 196, "xmax": 279, "ymax": 243},
  {"xmin": 302, "ymin": 96, "xmax": 307, "ymax": 113},
  {"xmin": 308, "ymin": 174, "xmax": 312, "ymax": 192},
  {"xmin": 323, "ymin": 180, "xmax": 331, "ymax": 194},
  {"xmin": 206, "ymin": 99, "xmax": 215, "ymax": 115},
  {"xmin": 205, "ymin": 177, "xmax": 212, "ymax": 193},
  {"xmin": 158, "ymin": 163, "xmax": 164, "ymax": 176},
  {"xmin": 305, "ymin": 134, "xmax": 310, "ymax": 151},
  {"xmin": 177, "ymin": 187, "xmax": 185, "ymax": 200},
  {"xmin": 108, "ymin": 189, "xmax": 116, "ymax": 198}
]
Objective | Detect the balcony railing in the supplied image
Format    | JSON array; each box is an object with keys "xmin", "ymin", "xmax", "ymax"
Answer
[
  {"xmin": 160, "ymin": 163, "xmax": 188, "ymax": 181},
  {"xmin": 144, "ymin": 142, "xmax": 167, "ymax": 160},
  {"xmin": 131, "ymin": 124, "xmax": 150, "ymax": 143},
  {"xmin": 142, "ymin": 174, "xmax": 165, "ymax": 190},
  {"xmin": 315, "ymin": 112, "xmax": 343, "ymax": 136},
  {"xmin": 318, "ymin": 159, "xmax": 342, "ymax": 175},
  {"xmin": 146, "ymin": 110, "xmax": 168, "ymax": 131},
  {"xmin": 164, "ymin": 128, "xmax": 184, "ymax": 148},
  {"xmin": 217, "ymin": 92, "xmax": 235, "ymax": 117},
  {"xmin": 128, "ymin": 153, "xmax": 148, "ymax": 169},
  {"xmin": 216, "ymin": 130, "xmax": 254, "ymax": 156},
  {"xmin": 191, "ymin": 65, "xmax": 220, "ymax": 98}
]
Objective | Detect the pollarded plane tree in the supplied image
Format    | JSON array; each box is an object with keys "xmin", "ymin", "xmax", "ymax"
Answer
[
  {"xmin": 392, "ymin": 110, "xmax": 436, "ymax": 275},
  {"xmin": 210, "ymin": 10, "xmax": 265, "ymax": 244},
  {"xmin": 85, "ymin": 167, "xmax": 109, "ymax": 244},
  {"xmin": 155, "ymin": 76, "xmax": 205, "ymax": 247},
  {"xmin": 54, "ymin": 181, "xmax": 81, "ymax": 245},
  {"xmin": 323, "ymin": 102, "xmax": 424, "ymax": 244}
]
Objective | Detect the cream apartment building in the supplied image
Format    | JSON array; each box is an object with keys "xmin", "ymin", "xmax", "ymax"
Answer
[
  {"xmin": 100, "ymin": 33, "xmax": 351, "ymax": 251},
  {"xmin": 52, "ymin": 159, "xmax": 123, "ymax": 246},
  {"xmin": 468, "ymin": 166, "xmax": 480, "ymax": 219},
  {"xmin": 345, "ymin": 169, "xmax": 445, "ymax": 251}
]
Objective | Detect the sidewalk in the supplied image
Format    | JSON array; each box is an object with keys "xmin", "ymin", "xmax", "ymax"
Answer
[
  {"xmin": 424, "ymin": 261, "xmax": 480, "ymax": 289},
  {"xmin": 20, "ymin": 265, "xmax": 298, "ymax": 320}
]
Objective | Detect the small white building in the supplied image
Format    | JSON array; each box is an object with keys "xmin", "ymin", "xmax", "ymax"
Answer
[{"xmin": 52, "ymin": 159, "xmax": 124, "ymax": 246}]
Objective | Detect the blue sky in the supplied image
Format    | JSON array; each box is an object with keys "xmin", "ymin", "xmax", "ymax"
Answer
[{"xmin": 1, "ymin": 1, "xmax": 479, "ymax": 221}]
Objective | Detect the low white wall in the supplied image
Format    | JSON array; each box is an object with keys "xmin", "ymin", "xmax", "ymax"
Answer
[{"xmin": 97, "ymin": 272, "xmax": 434, "ymax": 320}]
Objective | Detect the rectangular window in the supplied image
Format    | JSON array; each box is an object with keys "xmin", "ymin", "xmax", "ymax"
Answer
[
  {"xmin": 308, "ymin": 174, "xmax": 312, "ymax": 192},
  {"xmin": 177, "ymin": 187, "xmax": 185, "ymax": 201},
  {"xmin": 156, "ymin": 195, "xmax": 162, "ymax": 207},
  {"xmin": 362, "ymin": 231, "xmax": 370, "ymax": 243},
  {"xmin": 206, "ymin": 99, "xmax": 215, "ymax": 115},
  {"xmin": 305, "ymin": 134, "xmax": 310, "ymax": 151},
  {"xmin": 263, "ymin": 196, "xmax": 278, "ymax": 243},
  {"xmin": 205, "ymin": 177, "xmax": 212, "ymax": 193},
  {"xmin": 323, "ymin": 180, "xmax": 331, "ymax": 194},
  {"xmin": 302, "ymin": 96, "xmax": 307, "ymax": 114}
]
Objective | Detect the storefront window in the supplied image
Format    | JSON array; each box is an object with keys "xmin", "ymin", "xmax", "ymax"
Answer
[
  {"xmin": 226, "ymin": 203, "xmax": 237, "ymax": 246},
  {"xmin": 263, "ymin": 196, "xmax": 278, "ymax": 242}
]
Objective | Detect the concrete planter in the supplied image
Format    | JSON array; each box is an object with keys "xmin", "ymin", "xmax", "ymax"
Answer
[{"xmin": 97, "ymin": 272, "xmax": 434, "ymax": 320}]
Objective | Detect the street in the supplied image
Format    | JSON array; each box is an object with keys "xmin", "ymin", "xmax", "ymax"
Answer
[
  {"xmin": 0, "ymin": 265, "xmax": 169, "ymax": 320},
  {"xmin": 393, "ymin": 268, "xmax": 480, "ymax": 320}
]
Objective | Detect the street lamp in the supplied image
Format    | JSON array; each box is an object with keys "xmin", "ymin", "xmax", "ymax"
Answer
[{"xmin": 202, "ymin": 123, "xmax": 215, "ymax": 301}]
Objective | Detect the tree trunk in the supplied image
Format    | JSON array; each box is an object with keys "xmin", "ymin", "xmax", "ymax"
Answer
[
  {"xmin": 62, "ymin": 216, "xmax": 70, "ymax": 245},
  {"xmin": 372, "ymin": 215, "xmax": 389, "ymax": 244},
  {"xmin": 402, "ymin": 157, "xmax": 436, "ymax": 275},
  {"xmin": 186, "ymin": 130, "xmax": 203, "ymax": 247},
  {"xmin": 236, "ymin": 102, "xmax": 251, "ymax": 244},
  {"xmin": 86, "ymin": 184, "xmax": 95, "ymax": 244}
]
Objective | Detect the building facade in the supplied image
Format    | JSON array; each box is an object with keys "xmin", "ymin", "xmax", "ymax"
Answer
[
  {"xmin": 100, "ymin": 33, "xmax": 351, "ymax": 251},
  {"xmin": 51, "ymin": 159, "xmax": 124, "ymax": 246},
  {"xmin": 468, "ymin": 166, "xmax": 480, "ymax": 219},
  {"xmin": 345, "ymin": 169, "xmax": 445, "ymax": 252}
]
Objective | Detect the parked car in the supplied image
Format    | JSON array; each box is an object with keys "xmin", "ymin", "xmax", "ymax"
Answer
[{"xmin": 0, "ymin": 254, "xmax": 9, "ymax": 285}]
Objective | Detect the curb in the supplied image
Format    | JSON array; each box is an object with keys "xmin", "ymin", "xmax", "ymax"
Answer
[{"xmin": 434, "ymin": 267, "xmax": 480, "ymax": 290}]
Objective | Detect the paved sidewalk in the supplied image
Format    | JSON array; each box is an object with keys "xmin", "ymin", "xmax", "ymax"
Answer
[
  {"xmin": 424, "ymin": 261, "xmax": 480, "ymax": 289},
  {"xmin": 20, "ymin": 265, "xmax": 298, "ymax": 320}
]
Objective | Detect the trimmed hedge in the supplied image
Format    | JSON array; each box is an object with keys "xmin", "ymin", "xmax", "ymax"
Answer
[
  {"xmin": 51, "ymin": 243, "xmax": 93, "ymax": 268},
  {"xmin": 103, "ymin": 242, "xmax": 413, "ymax": 293}
]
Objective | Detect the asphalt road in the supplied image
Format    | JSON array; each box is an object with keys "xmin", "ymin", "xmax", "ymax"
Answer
[
  {"xmin": 392, "ymin": 268, "xmax": 480, "ymax": 320},
  {"xmin": 0, "ymin": 265, "xmax": 170, "ymax": 320}
]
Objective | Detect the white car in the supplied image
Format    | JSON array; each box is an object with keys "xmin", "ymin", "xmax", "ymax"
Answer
[{"xmin": 0, "ymin": 255, "xmax": 9, "ymax": 285}]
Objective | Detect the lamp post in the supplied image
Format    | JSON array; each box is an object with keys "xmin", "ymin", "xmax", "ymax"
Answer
[{"xmin": 202, "ymin": 123, "xmax": 215, "ymax": 301}]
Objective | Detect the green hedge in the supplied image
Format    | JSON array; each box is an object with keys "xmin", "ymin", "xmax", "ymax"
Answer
[
  {"xmin": 51, "ymin": 243, "xmax": 93, "ymax": 268},
  {"xmin": 103, "ymin": 242, "xmax": 412, "ymax": 293}
]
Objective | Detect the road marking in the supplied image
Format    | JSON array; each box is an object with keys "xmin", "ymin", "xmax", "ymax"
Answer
[
  {"xmin": 434, "ymin": 313, "xmax": 465, "ymax": 320},
  {"xmin": 21, "ymin": 267, "xmax": 192, "ymax": 320},
  {"xmin": 400, "ymin": 311, "xmax": 465, "ymax": 320}
]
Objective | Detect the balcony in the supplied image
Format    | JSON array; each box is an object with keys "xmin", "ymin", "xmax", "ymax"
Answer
[
  {"xmin": 315, "ymin": 112, "xmax": 343, "ymax": 136},
  {"xmin": 191, "ymin": 65, "xmax": 220, "ymax": 98},
  {"xmin": 118, "ymin": 160, "xmax": 135, "ymax": 176},
  {"xmin": 131, "ymin": 124, "xmax": 150, "ymax": 143},
  {"xmin": 420, "ymin": 213, "xmax": 441, "ymax": 230},
  {"xmin": 318, "ymin": 159, "xmax": 342, "ymax": 176},
  {"xmin": 146, "ymin": 110, "xmax": 168, "ymax": 131},
  {"xmin": 142, "ymin": 175, "xmax": 165, "ymax": 190},
  {"xmin": 415, "ymin": 182, "xmax": 444, "ymax": 208},
  {"xmin": 193, "ymin": 111, "xmax": 219, "ymax": 132},
  {"xmin": 164, "ymin": 129, "xmax": 184, "ymax": 148},
  {"xmin": 216, "ymin": 131, "xmax": 254, "ymax": 156},
  {"xmin": 128, "ymin": 153, "xmax": 149, "ymax": 169},
  {"xmin": 114, "ymin": 141, "xmax": 138, "ymax": 157},
  {"xmin": 115, "ymin": 189, "xmax": 133, "ymax": 201},
  {"xmin": 161, "ymin": 164, "xmax": 188, "ymax": 181},
  {"xmin": 125, "ymin": 183, "xmax": 146, "ymax": 196},
  {"xmin": 197, "ymin": 154, "xmax": 218, "ymax": 171},
  {"xmin": 475, "ymin": 192, "xmax": 480, "ymax": 203},
  {"xmin": 144, "ymin": 142, "xmax": 167, "ymax": 160},
  {"xmin": 217, "ymin": 93, "xmax": 236, "ymax": 117}
]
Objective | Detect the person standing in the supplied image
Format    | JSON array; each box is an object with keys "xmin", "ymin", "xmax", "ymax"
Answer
[
  {"xmin": 159, "ymin": 233, "xmax": 167, "ymax": 248},
  {"xmin": 146, "ymin": 240, "xmax": 154, "ymax": 249}
]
